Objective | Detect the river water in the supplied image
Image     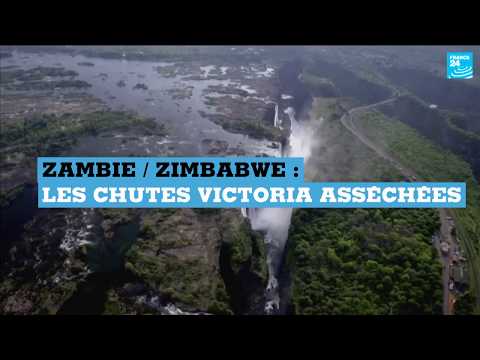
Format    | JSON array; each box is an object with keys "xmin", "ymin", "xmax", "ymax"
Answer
[
  {"xmin": 2, "ymin": 50, "xmax": 279, "ymax": 157},
  {"xmin": 2, "ymin": 51, "xmax": 315, "ymax": 314}
]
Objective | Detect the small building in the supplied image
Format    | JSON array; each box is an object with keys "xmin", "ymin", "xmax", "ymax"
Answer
[
  {"xmin": 440, "ymin": 242, "xmax": 450, "ymax": 255},
  {"xmin": 452, "ymin": 265, "xmax": 469, "ymax": 293}
]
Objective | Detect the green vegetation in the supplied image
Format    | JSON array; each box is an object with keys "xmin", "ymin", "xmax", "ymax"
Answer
[
  {"xmin": 0, "ymin": 110, "xmax": 167, "ymax": 209},
  {"xmin": 287, "ymin": 98, "xmax": 478, "ymax": 314},
  {"xmin": 122, "ymin": 208, "xmax": 267, "ymax": 314},
  {"xmin": 199, "ymin": 110, "xmax": 284, "ymax": 142},
  {"xmin": 377, "ymin": 95, "xmax": 480, "ymax": 179},
  {"xmin": 300, "ymin": 71, "xmax": 339, "ymax": 96},
  {"xmin": 0, "ymin": 66, "xmax": 89, "ymax": 91},
  {"xmin": 77, "ymin": 62, "xmax": 95, "ymax": 67},
  {"xmin": 0, "ymin": 66, "xmax": 78, "ymax": 83},
  {"xmin": 352, "ymin": 67, "xmax": 397, "ymax": 94},
  {"xmin": 310, "ymin": 97, "xmax": 348, "ymax": 121},
  {"xmin": 124, "ymin": 209, "xmax": 234, "ymax": 313},
  {"xmin": 227, "ymin": 221, "xmax": 267, "ymax": 279},
  {"xmin": 219, "ymin": 215, "xmax": 268, "ymax": 314},
  {"xmin": 103, "ymin": 289, "xmax": 129, "ymax": 315},
  {"xmin": 15, "ymin": 46, "xmax": 266, "ymax": 64},
  {"xmin": 302, "ymin": 56, "xmax": 393, "ymax": 104},
  {"xmin": 133, "ymin": 83, "xmax": 148, "ymax": 90},
  {"xmin": 126, "ymin": 249, "xmax": 229, "ymax": 312},
  {"xmin": 455, "ymin": 290, "xmax": 477, "ymax": 315},
  {"xmin": 4, "ymin": 79, "xmax": 91, "ymax": 91},
  {"xmin": 443, "ymin": 111, "xmax": 480, "ymax": 140},
  {"xmin": 306, "ymin": 97, "xmax": 403, "ymax": 181},
  {"xmin": 0, "ymin": 209, "xmax": 86, "ymax": 315},
  {"xmin": 357, "ymin": 110, "xmax": 480, "ymax": 311},
  {"xmin": 87, "ymin": 209, "xmax": 140, "ymax": 272},
  {"xmin": 221, "ymin": 118, "xmax": 283, "ymax": 142},
  {"xmin": 165, "ymin": 86, "xmax": 193, "ymax": 100},
  {"xmin": 0, "ymin": 111, "xmax": 165, "ymax": 151},
  {"xmin": 154, "ymin": 65, "xmax": 179, "ymax": 78},
  {"xmin": 288, "ymin": 208, "xmax": 443, "ymax": 314}
]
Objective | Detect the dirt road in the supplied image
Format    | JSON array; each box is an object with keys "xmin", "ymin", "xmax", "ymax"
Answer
[{"xmin": 340, "ymin": 98, "xmax": 456, "ymax": 315}]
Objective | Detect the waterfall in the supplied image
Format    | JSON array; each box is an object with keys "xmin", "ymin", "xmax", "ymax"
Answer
[
  {"xmin": 250, "ymin": 207, "xmax": 293, "ymax": 313},
  {"xmin": 284, "ymin": 107, "xmax": 314, "ymax": 159},
  {"xmin": 240, "ymin": 208, "xmax": 248, "ymax": 218},
  {"xmin": 242, "ymin": 100, "xmax": 316, "ymax": 314},
  {"xmin": 273, "ymin": 103, "xmax": 279, "ymax": 127}
]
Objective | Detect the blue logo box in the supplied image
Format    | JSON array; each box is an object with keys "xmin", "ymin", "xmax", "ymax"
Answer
[{"xmin": 446, "ymin": 52, "xmax": 474, "ymax": 79}]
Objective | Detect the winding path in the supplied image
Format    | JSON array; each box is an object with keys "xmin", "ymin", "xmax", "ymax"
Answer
[{"xmin": 339, "ymin": 96, "xmax": 456, "ymax": 315}]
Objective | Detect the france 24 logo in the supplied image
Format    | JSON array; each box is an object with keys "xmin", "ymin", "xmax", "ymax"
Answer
[{"xmin": 447, "ymin": 52, "xmax": 474, "ymax": 79}]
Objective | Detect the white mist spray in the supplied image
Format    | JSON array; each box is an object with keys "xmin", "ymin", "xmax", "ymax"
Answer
[{"xmin": 244, "ymin": 103, "xmax": 317, "ymax": 314}]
